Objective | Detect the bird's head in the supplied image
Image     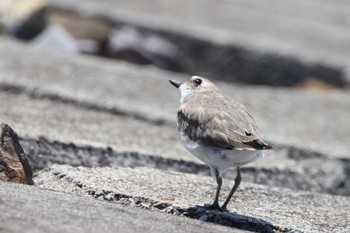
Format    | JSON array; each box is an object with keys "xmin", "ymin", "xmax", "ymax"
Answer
[{"xmin": 169, "ymin": 76, "xmax": 220, "ymax": 104}]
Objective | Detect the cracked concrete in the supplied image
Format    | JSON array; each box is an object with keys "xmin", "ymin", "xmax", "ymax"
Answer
[
  {"xmin": 34, "ymin": 164, "xmax": 350, "ymax": 232},
  {"xmin": 0, "ymin": 181, "xmax": 246, "ymax": 233},
  {"xmin": 20, "ymin": 137, "xmax": 350, "ymax": 196}
]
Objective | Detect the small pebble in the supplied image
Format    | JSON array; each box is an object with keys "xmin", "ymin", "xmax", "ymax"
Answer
[{"xmin": 198, "ymin": 215, "xmax": 208, "ymax": 221}]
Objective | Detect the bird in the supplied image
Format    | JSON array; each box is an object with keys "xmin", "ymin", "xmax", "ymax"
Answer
[{"xmin": 169, "ymin": 76, "xmax": 272, "ymax": 210}]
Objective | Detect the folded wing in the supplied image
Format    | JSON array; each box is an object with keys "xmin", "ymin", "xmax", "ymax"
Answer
[{"xmin": 177, "ymin": 93, "xmax": 272, "ymax": 150}]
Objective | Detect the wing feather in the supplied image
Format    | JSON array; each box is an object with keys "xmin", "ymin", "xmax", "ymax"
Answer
[{"xmin": 177, "ymin": 92, "xmax": 272, "ymax": 150}]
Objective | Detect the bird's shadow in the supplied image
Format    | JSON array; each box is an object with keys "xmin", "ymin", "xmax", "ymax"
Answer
[{"xmin": 179, "ymin": 205, "xmax": 286, "ymax": 233}]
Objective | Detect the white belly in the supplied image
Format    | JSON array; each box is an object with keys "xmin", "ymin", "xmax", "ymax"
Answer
[{"xmin": 180, "ymin": 134, "xmax": 263, "ymax": 175}]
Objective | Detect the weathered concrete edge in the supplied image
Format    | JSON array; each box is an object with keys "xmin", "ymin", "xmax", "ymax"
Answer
[
  {"xmin": 33, "ymin": 168, "xmax": 293, "ymax": 233},
  {"xmin": 21, "ymin": 135, "xmax": 350, "ymax": 196},
  {"xmin": 0, "ymin": 181, "xmax": 248, "ymax": 233},
  {"xmin": 1, "ymin": 82, "xmax": 348, "ymax": 162}
]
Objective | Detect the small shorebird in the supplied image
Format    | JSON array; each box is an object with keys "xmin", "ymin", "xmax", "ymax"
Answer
[{"xmin": 169, "ymin": 76, "xmax": 272, "ymax": 210}]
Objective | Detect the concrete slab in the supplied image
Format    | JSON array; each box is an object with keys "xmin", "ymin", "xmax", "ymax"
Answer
[
  {"xmin": 0, "ymin": 91, "xmax": 304, "ymax": 178},
  {"xmin": 34, "ymin": 164, "xmax": 350, "ymax": 232},
  {"xmin": 47, "ymin": 0, "xmax": 350, "ymax": 70},
  {"xmin": 0, "ymin": 91, "xmax": 187, "ymax": 162},
  {"xmin": 0, "ymin": 38, "xmax": 349, "ymax": 158},
  {"xmin": 0, "ymin": 181, "xmax": 245, "ymax": 233},
  {"xmin": 18, "ymin": 135, "xmax": 350, "ymax": 196}
]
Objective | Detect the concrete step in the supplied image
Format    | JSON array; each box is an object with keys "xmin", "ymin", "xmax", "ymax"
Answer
[
  {"xmin": 0, "ymin": 181, "xmax": 244, "ymax": 233},
  {"xmin": 34, "ymin": 164, "xmax": 350, "ymax": 232},
  {"xmin": 0, "ymin": 38, "xmax": 349, "ymax": 159}
]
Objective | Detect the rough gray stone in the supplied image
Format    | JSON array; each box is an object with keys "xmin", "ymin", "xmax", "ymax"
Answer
[
  {"xmin": 0, "ymin": 181, "xmax": 246, "ymax": 233},
  {"xmin": 34, "ymin": 164, "xmax": 350, "ymax": 232},
  {"xmin": 0, "ymin": 123, "xmax": 33, "ymax": 184}
]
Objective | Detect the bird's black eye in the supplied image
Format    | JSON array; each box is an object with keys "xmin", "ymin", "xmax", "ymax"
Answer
[{"xmin": 193, "ymin": 78, "xmax": 202, "ymax": 85}]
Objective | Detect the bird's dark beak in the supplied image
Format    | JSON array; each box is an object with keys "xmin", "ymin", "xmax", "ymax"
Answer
[{"xmin": 169, "ymin": 80, "xmax": 182, "ymax": 88}]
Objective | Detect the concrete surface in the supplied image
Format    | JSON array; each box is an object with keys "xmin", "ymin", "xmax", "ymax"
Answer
[
  {"xmin": 0, "ymin": 1, "xmax": 349, "ymax": 232},
  {"xmin": 47, "ymin": 0, "xmax": 350, "ymax": 75},
  {"xmin": 0, "ymin": 90, "xmax": 185, "ymax": 161},
  {"xmin": 1, "ymin": 87, "xmax": 349, "ymax": 195},
  {"xmin": 34, "ymin": 164, "xmax": 350, "ymax": 233},
  {"xmin": 0, "ymin": 181, "xmax": 246, "ymax": 233},
  {"xmin": 0, "ymin": 38, "xmax": 349, "ymax": 196},
  {"xmin": 0, "ymin": 38, "xmax": 349, "ymax": 159}
]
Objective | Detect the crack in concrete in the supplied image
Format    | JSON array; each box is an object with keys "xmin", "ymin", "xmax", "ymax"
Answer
[
  {"xmin": 50, "ymin": 168, "xmax": 293, "ymax": 233},
  {"xmin": 180, "ymin": 207, "xmax": 299, "ymax": 233},
  {"xmin": 1, "ymin": 82, "xmax": 349, "ymax": 161},
  {"xmin": 0, "ymin": 82, "xmax": 170, "ymax": 126},
  {"xmin": 20, "ymin": 136, "xmax": 350, "ymax": 196}
]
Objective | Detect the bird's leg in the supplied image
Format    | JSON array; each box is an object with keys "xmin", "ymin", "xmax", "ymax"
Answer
[
  {"xmin": 211, "ymin": 175, "xmax": 222, "ymax": 209},
  {"xmin": 221, "ymin": 167, "xmax": 241, "ymax": 210},
  {"xmin": 206, "ymin": 168, "xmax": 222, "ymax": 210}
]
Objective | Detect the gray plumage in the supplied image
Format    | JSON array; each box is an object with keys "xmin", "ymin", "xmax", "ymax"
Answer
[
  {"xmin": 169, "ymin": 76, "xmax": 272, "ymax": 210},
  {"xmin": 177, "ymin": 85, "xmax": 272, "ymax": 151}
]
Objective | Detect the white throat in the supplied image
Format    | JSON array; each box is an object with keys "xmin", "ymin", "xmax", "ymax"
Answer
[{"xmin": 179, "ymin": 85, "xmax": 192, "ymax": 104}]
